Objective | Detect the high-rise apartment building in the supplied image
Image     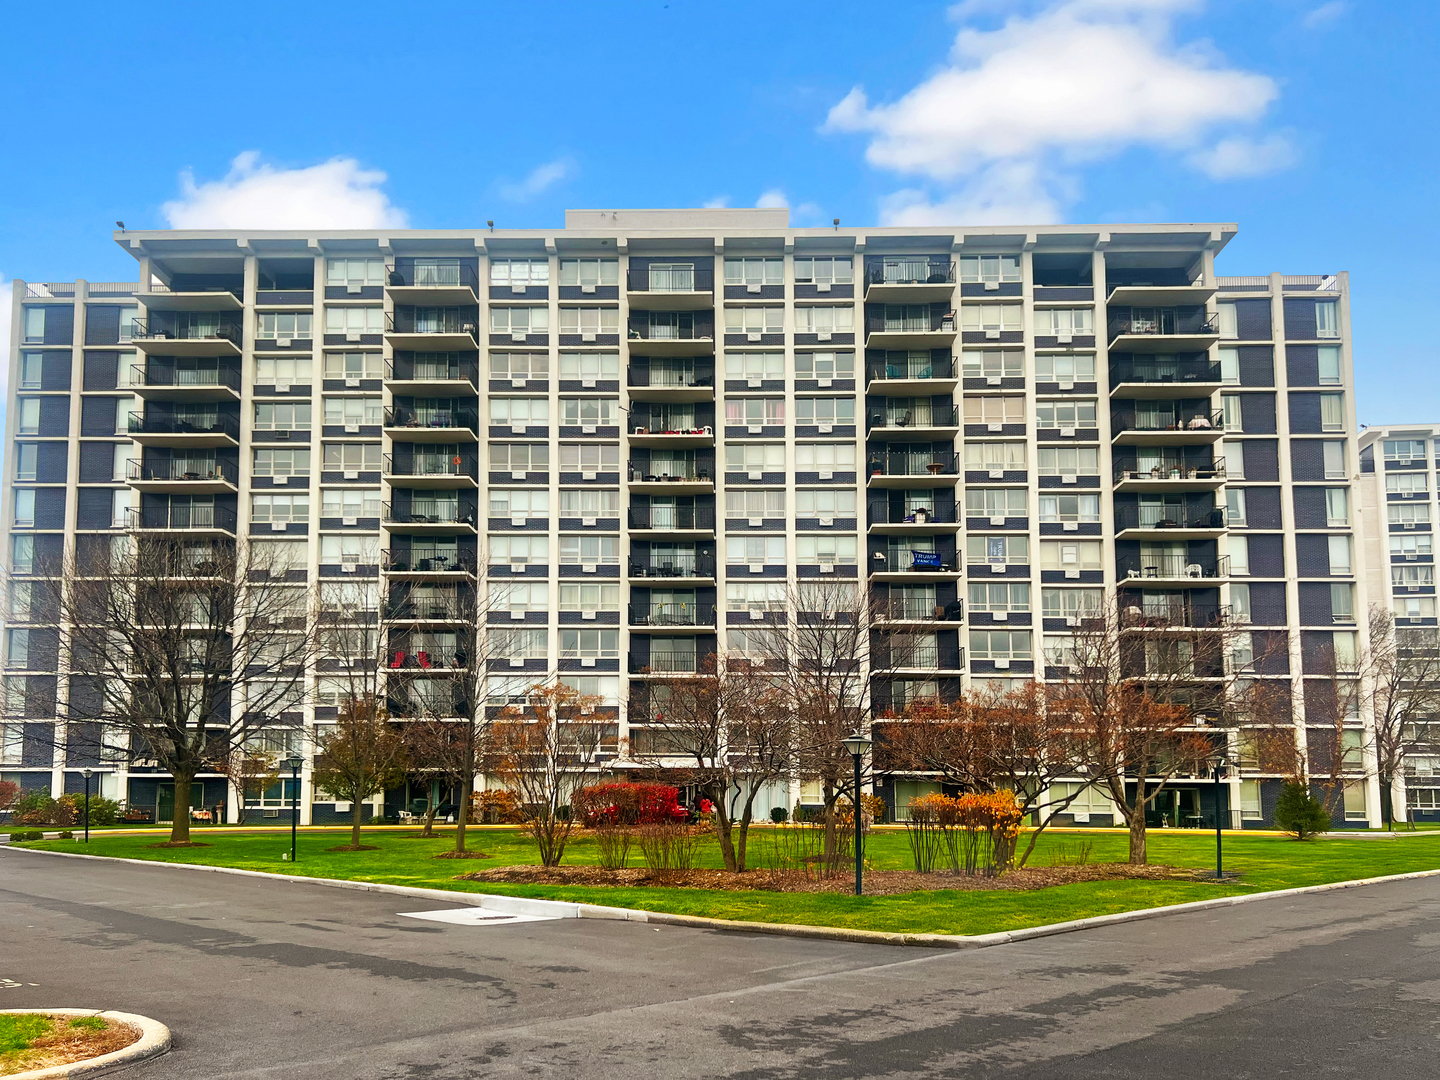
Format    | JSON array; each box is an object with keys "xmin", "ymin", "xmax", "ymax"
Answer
[{"xmin": 3, "ymin": 209, "xmax": 1378, "ymax": 827}]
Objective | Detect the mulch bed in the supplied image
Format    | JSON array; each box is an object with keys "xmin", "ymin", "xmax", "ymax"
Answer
[
  {"xmin": 457, "ymin": 862, "xmax": 1205, "ymax": 895},
  {"xmin": 145, "ymin": 841, "xmax": 211, "ymax": 849},
  {"xmin": 1, "ymin": 1015, "xmax": 138, "ymax": 1074},
  {"xmin": 433, "ymin": 851, "xmax": 492, "ymax": 860}
]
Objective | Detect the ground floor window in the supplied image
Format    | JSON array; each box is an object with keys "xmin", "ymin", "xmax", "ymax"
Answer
[
  {"xmin": 1239, "ymin": 780, "xmax": 1263, "ymax": 820},
  {"xmin": 892, "ymin": 780, "xmax": 942, "ymax": 821},
  {"xmin": 1048, "ymin": 782, "xmax": 1116, "ymax": 823},
  {"xmin": 1343, "ymin": 781, "xmax": 1368, "ymax": 821}
]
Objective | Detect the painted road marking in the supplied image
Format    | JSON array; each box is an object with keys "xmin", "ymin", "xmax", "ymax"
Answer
[{"xmin": 397, "ymin": 908, "xmax": 559, "ymax": 927}]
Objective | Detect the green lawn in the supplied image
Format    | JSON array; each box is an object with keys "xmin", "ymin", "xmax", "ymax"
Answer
[{"xmin": 17, "ymin": 826, "xmax": 1440, "ymax": 937}]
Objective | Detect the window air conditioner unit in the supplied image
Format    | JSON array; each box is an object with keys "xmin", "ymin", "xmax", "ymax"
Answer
[
  {"xmin": 512, "ymin": 332, "xmax": 527, "ymax": 343},
  {"xmin": 272, "ymin": 380, "xmax": 291, "ymax": 394},
  {"xmin": 1065, "ymin": 569, "xmax": 1080, "ymax": 579},
  {"xmin": 985, "ymin": 330, "xmax": 1001, "ymax": 340},
  {"xmin": 510, "ymin": 609, "xmax": 526, "ymax": 620},
  {"xmin": 747, "ymin": 332, "xmax": 762, "ymax": 342},
  {"xmin": 274, "ymin": 430, "xmax": 290, "ymax": 439},
  {"xmin": 1066, "ymin": 616, "xmax": 1078, "ymax": 626},
  {"xmin": 989, "ymin": 515, "xmax": 1006, "ymax": 526},
  {"xmin": 347, "ymin": 332, "xmax": 362, "ymax": 342},
  {"xmin": 1057, "ymin": 333, "xmax": 1072, "ymax": 344},
  {"xmin": 747, "ymin": 376, "xmax": 763, "ymax": 388},
  {"xmin": 581, "ymin": 377, "xmax": 597, "ymax": 388},
  {"xmin": 582, "ymin": 424, "xmax": 597, "ymax": 435},
  {"xmin": 344, "ymin": 469, "xmax": 359, "ymax": 480},
  {"xmin": 343, "ymin": 516, "xmax": 358, "ymax": 526},
  {"xmin": 581, "ymin": 283, "xmax": 596, "ymax": 294},
  {"xmin": 510, "ymin": 657, "xmax": 525, "ymax": 667},
  {"xmin": 988, "ymin": 422, "xmax": 1003, "ymax": 432},
  {"xmin": 511, "ymin": 513, "xmax": 527, "ymax": 527},
  {"xmin": 818, "ymin": 470, "xmax": 833, "ymax": 480},
  {"xmin": 818, "ymin": 423, "xmax": 833, "ymax": 434},
  {"xmin": 1405, "ymin": 553, "xmax": 1417, "ymax": 560},
  {"xmin": 1058, "ymin": 380, "xmax": 1074, "ymax": 391},
  {"xmin": 276, "ymin": 338, "xmax": 292, "ymax": 348},
  {"xmin": 509, "ymin": 469, "xmax": 527, "ymax": 481},
  {"xmin": 345, "ymin": 422, "xmax": 360, "ymax": 433},
  {"xmin": 1063, "ymin": 522, "xmax": 1079, "ymax": 531},
  {"xmin": 992, "ymin": 610, "xmax": 1008, "ymax": 622},
  {"xmin": 819, "ymin": 516, "xmax": 834, "ymax": 527},
  {"xmin": 512, "ymin": 424, "xmax": 528, "ymax": 434},
  {"xmin": 582, "ymin": 516, "xmax": 597, "ymax": 527},
  {"xmin": 748, "ymin": 424, "xmax": 763, "ymax": 434},
  {"xmin": 271, "ymin": 521, "xmax": 287, "ymax": 531},
  {"xmin": 984, "ymin": 281, "xmax": 999, "ymax": 291},
  {"xmin": 272, "ymin": 473, "xmax": 288, "ymax": 486},
  {"xmin": 748, "ymin": 516, "xmax": 763, "ymax": 527},
  {"xmin": 1063, "ymin": 474, "xmax": 1077, "ymax": 484},
  {"xmin": 347, "ymin": 284, "xmax": 362, "ymax": 294},
  {"xmin": 508, "ymin": 561, "xmax": 524, "ymax": 572},
  {"xmin": 582, "ymin": 332, "xmax": 597, "ymax": 343},
  {"xmin": 581, "ymin": 608, "xmax": 598, "ymax": 620},
  {"xmin": 817, "ymin": 332, "xmax": 833, "ymax": 343},
  {"xmin": 511, "ymin": 377, "xmax": 527, "ymax": 388},
  {"xmin": 1406, "ymin": 522, "xmax": 1416, "ymax": 529},
  {"xmin": 819, "ymin": 561, "xmax": 835, "ymax": 574},
  {"xmin": 748, "ymin": 607, "xmax": 764, "ymax": 620},
  {"xmin": 990, "ymin": 563, "xmax": 1006, "ymax": 573},
  {"xmin": 512, "ymin": 284, "xmax": 527, "ymax": 294},
  {"xmin": 986, "ymin": 375, "xmax": 1002, "ymax": 386},
  {"xmin": 1060, "ymin": 426, "xmax": 1076, "ymax": 437},
  {"xmin": 993, "ymin": 658, "xmax": 1010, "ymax": 669},
  {"xmin": 748, "ymin": 561, "xmax": 764, "ymax": 574},
  {"xmin": 817, "ymin": 282, "xmax": 832, "ymax": 293},
  {"xmin": 341, "ymin": 563, "xmax": 356, "ymax": 573},
  {"xmin": 345, "ymin": 376, "xmax": 360, "ymax": 387},
  {"xmin": 581, "ymin": 657, "xmax": 596, "ymax": 667},
  {"xmin": 581, "ymin": 470, "xmax": 597, "ymax": 481},
  {"xmin": 989, "ymin": 469, "xmax": 1004, "ymax": 479}
]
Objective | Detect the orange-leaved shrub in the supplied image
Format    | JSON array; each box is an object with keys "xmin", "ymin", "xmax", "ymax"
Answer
[{"xmin": 903, "ymin": 791, "xmax": 1023, "ymax": 876}]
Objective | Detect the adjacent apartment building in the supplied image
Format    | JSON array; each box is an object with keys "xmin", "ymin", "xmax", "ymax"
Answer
[{"xmin": 2, "ymin": 208, "xmax": 1383, "ymax": 827}]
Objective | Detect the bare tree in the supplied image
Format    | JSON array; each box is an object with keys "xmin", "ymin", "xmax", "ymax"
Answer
[
  {"xmin": 400, "ymin": 718, "xmax": 473, "ymax": 837},
  {"xmin": 487, "ymin": 680, "xmax": 609, "ymax": 866},
  {"xmin": 33, "ymin": 534, "xmax": 316, "ymax": 844},
  {"xmin": 631, "ymin": 652, "xmax": 794, "ymax": 872},
  {"xmin": 1363, "ymin": 607, "xmax": 1440, "ymax": 827},
  {"xmin": 880, "ymin": 681, "xmax": 1090, "ymax": 866},
  {"xmin": 750, "ymin": 576, "xmax": 885, "ymax": 868},
  {"xmin": 311, "ymin": 695, "xmax": 408, "ymax": 849},
  {"xmin": 1050, "ymin": 592, "xmax": 1274, "ymax": 864}
]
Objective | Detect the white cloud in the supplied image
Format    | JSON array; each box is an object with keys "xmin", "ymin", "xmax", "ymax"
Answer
[
  {"xmin": 878, "ymin": 162, "xmax": 1063, "ymax": 226},
  {"xmin": 1303, "ymin": 1, "xmax": 1345, "ymax": 28},
  {"xmin": 498, "ymin": 158, "xmax": 575, "ymax": 202},
  {"xmin": 703, "ymin": 196, "xmax": 731, "ymax": 208},
  {"xmin": 825, "ymin": 0, "xmax": 1291, "ymax": 220},
  {"xmin": 162, "ymin": 151, "xmax": 408, "ymax": 229},
  {"xmin": 755, "ymin": 189, "xmax": 789, "ymax": 209},
  {"xmin": 1188, "ymin": 133, "xmax": 1298, "ymax": 179}
]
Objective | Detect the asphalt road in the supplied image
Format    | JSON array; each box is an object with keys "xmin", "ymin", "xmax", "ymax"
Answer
[{"xmin": 2, "ymin": 847, "xmax": 1439, "ymax": 1079}]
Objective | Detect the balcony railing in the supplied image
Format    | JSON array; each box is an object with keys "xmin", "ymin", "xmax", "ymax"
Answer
[
  {"xmin": 1109, "ymin": 357, "xmax": 1223, "ymax": 385},
  {"xmin": 628, "ymin": 364, "xmax": 715, "ymax": 388},
  {"xmin": 628, "ymin": 506, "xmax": 716, "ymax": 530},
  {"xmin": 127, "ymin": 460, "xmax": 239, "ymax": 485},
  {"xmin": 383, "ymin": 405, "xmax": 478, "ymax": 430},
  {"xmin": 629, "ymin": 413, "xmax": 709, "ymax": 435},
  {"xmin": 386, "ymin": 357, "xmax": 480, "ymax": 384},
  {"xmin": 1111, "ymin": 409, "xmax": 1224, "ymax": 434},
  {"xmin": 383, "ymin": 453, "xmax": 478, "ymax": 479},
  {"xmin": 629, "ymin": 554, "xmax": 717, "ymax": 579},
  {"xmin": 131, "ymin": 318, "xmax": 240, "ymax": 343},
  {"xmin": 868, "ymin": 404, "xmax": 959, "ymax": 430},
  {"xmin": 1115, "ymin": 506, "xmax": 1227, "ymax": 531},
  {"xmin": 1108, "ymin": 309, "xmax": 1219, "ymax": 340},
  {"xmin": 628, "ymin": 463, "xmax": 711, "ymax": 483},
  {"xmin": 383, "ymin": 548, "xmax": 474, "ymax": 573},
  {"xmin": 626, "ymin": 266, "xmax": 713, "ymax": 293},
  {"xmin": 628, "ymin": 602, "xmax": 715, "ymax": 627},
  {"xmin": 385, "ymin": 310, "xmax": 479, "ymax": 337},
  {"xmin": 627, "ymin": 318, "xmax": 711, "ymax": 342},
  {"xmin": 867, "ymin": 311, "xmax": 956, "ymax": 335},
  {"xmin": 386, "ymin": 263, "xmax": 479, "ymax": 290},
  {"xmin": 128, "ymin": 413, "xmax": 241, "ymax": 439},
  {"xmin": 866, "ymin": 260, "xmax": 956, "ymax": 287},
  {"xmin": 1122, "ymin": 600, "xmax": 1230, "ymax": 628},
  {"xmin": 867, "ymin": 356, "xmax": 954, "ymax": 382},
  {"xmin": 1124, "ymin": 555, "xmax": 1231, "ymax": 580},
  {"xmin": 880, "ymin": 598, "xmax": 963, "ymax": 620},
  {"xmin": 383, "ymin": 503, "xmax": 476, "ymax": 527},
  {"xmin": 871, "ymin": 550, "xmax": 959, "ymax": 573},
  {"xmin": 871, "ymin": 506, "xmax": 957, "ymax": 526},
  {"xmin": 132, "ymin": 365, "xmax": 241, "ymax": 391},
  {"xmin": 1115, "ymin": 461, "xmax": 1226, "ymax": 483},
  {"xmin": 126, "ymin": 503, "xmax": 238, "ymax": 532},
  {"xmin": 868, "ymin": 451, "xmax": 958, "ymax": 477},
  {"xmin": 631, "ymin": 650, "xmax": 701, "ymax": 674}
]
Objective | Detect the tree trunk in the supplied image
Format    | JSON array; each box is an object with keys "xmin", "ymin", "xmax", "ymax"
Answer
[
  {"xmin": 735, "ymin": 802, "xmax": 755, "ymax": 873},
  {"xmin": 170, "ymin": 772, "xmax": 194, "ymax": 844},
  {"xmin": 714, "ymin": 811, "xmax": 738, "ymax": 873},
  {"xmin": 350, "ymin": 792, "xmax": 364, "ymax": 848},
  {"xmin": 1127, "ymin": 810, "xmax": 1148, "ymax": 865},
  {"xmin": 421, "ymin": 801, "xmax": 438, "ymax": 838}
]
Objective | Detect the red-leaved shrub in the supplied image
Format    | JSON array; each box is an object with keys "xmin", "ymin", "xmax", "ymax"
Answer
[{"xmin": 571, "ymin": 783, "xmax": 688, "ymax": 827}]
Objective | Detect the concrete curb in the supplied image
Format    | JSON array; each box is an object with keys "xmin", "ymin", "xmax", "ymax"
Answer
[
  {"xmin": 0, "ymin": 1008, "xmax": 170, "ymax": 1079},
  {"xmin": 8, "ymin": 846, "xmax": 1440, "ymax": 949}
]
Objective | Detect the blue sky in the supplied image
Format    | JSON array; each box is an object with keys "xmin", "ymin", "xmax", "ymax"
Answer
[{"xmin": 1, "ymin": 0, "xmax": 1435, "ymax": 425}]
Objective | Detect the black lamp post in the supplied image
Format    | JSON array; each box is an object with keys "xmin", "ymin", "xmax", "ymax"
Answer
[
  {"xmin": 285, "ymin": 754, "xmax": 303, "ymax": 863},
  {"xmin": 82, "ymin": 768, "xmax": 93, "ymax": 844},
  {"xmin": 841, "ymin": 732, "xmax": 872, "ymax": 896},
  {"xmin": 1213, "ymin": 753, "xmax": 1229, "ymax": 880}
]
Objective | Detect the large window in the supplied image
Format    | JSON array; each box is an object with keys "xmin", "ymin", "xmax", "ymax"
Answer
[
  {"xmin": 726, "ymin": 535, "xmax": 786, "ymax": 567},
  {"xmin": 795, "ymin": 489, "xmax": 856, "ymax": 516},
  {"xmin": 797, "ymin": 535, "xmax": 858, "ymax": 563},
  {"xmin": 490, "ymin": 352, "xmax": 549, "ymax": 380},
  {"xmin": 965, "ymin": 442, "xmax": 1027, "ymax": 470},
  {"xmin": 959, "ymin": 305, "xmax": 1022, "ymax": 333},
  {"xmin": 1320, "ymin": 393, "xmax": 1345, "ymax": 432},
  {"xmin": 323, "ymin": 396, "xmax": 383, "ymax": 426},
  {"xmin": 322, "ymin": 352, "xmax": 382, "ymax": 380},
  {"xmin": 959, "ymin": 254, "xmax": 1020, "ymax": 283},
  {"xmin": 1039, "ymin": 540, "xmax": 1103, "ymax": 570},
  {"xmin": 490, "ymin": 534, "xmax": 548, "ymax": 566},
  {"xmin": 489, "ymin": 489, "xmax": 550, "ymax": 516},
  {"xmin": 323, "ymin": 443, "xmax": 381, "ymax": 473},
  {"xmin": 966, "ymin": 488, "xmax": 1027, "ymax": 518},
  {"xmin": 320, "ymin": 489, "xmax": 382, "ymax": 519},
  {"xmin": 1037, "ymin": 446, "xmax": 1099, "ymax": 475},
  {"xmin": 254, "ymin": 403, "xmax": 311, "ymax": 430},
  {"xmin": 1033, "ymin": 308, "xmax": 1094, "ymax": 335},
  {"xmin": 1389, "ymin": 503, "xmax": 1432, "ymax": 525},
  {"xmin": 795, "ymin": 397, "xmax": 855, "ymax": 425},
  {"xmin": 794, "ymin": 443, "xmax": 854, "ymax": 470},
  {"xmin": 969, "ymin": 630, "xmax": 1032, "ymax": 661},
  {"xmin": 560, "ymin": 535, "xmax": 620, "ymax": 565},
  {"xmin": 963, "ymin": 396, "xmax": 1025, "ymax": 425},
  {"xmin": 559, "ymin": 307, "xmax": 620, "ymax": 336},
  {"xmin": 327, "ymin": 258, "xmax": 384, "ymax": 287},
  {"xmin": 557, "ymin": 582, "xmax": 618, "ymax": 612},
  {"xmin": 559, "ymin": 489, "xmax": 620, "ymax": 516},
  {"xmin": 969, "ymin": 582, "xmax": 1031, "ymax": 613},
  {"xmin": 725, "ymin": 490, "xmax": 786, "ymax": 518},
  {"xmin": 1038, "ymin": 494, "xmax": 1101, "ymax": 523},
  {"xmin": 257, "ymin": 312, "xmax": 312, "ymax": 340},
  {"xmin": 1034, "ymin": 354, "xmax": 1094, "ymax": 382},
  {"xmin": 253, "ymin": 448, "xmax": 311, "ymax": 478},
  {"xmin": 491, "ymin": 580, "xmax": 549, "ymax": 613},
  {"xmin": 1383, "ymin": 439, "xmax": 1428, "ymax": 463},
  {"xmin": 16, "ymin": 399, "xmax": 40, "ymax": 435},
  {"xmin": 251, "ymin": 493, "xmax": 310, "ymax": 524},
  {"xmin": 962, "ymin": 350, "xmax": 1025, "ymax": 379},
  {"xmin": 794, "ymin": 306, "xmax": 854, "ymax": 333},
  {"xmin": 1316, "ymin": 300, "xmax": 1339, "ymax": 339},
  {"xmin": 559, "ymin": 353, "xmax": 619, "ymax": 380},
  {"xmin": 724, "ymin": 257, "xmax": 783, "ymax": 285},
  {"xmin": 324, "ymin": 307, "xmax": 384, "ymax": 335},
  {"xmin": 561, "ymin": 398, "xmax": 618, "ymax": 426},
  {"xmin": 258, "ymin": 356, "xmax": 315, "ymax": 384},
  {"xmin": 491, "ymin": 258, "xmax": 549, "ymax": 286},
  {"xmin": 793, "ymin": 257, "xmax": 853, "ymax": 285},
  {"xmin": 1035, "ymin": 399, "xmax": 1098, "ymax": 429},
  {"xmin": 725, "ymin": 581, "xmax": 786, "ymax": 612},
  {"xmin": 725, "ymin": 352, "xmax": 784, "ymax": 381},
  {"xmin": 559, "ymin": 443, "xmax": 619, "ymax": 470},
  {"xmin": 794, "ymin": 352, "xmax": 855, "ymax": 380},
  {"xmin": 724, "ymin": 398, "xmax": 785, "ymax": 426},
  {"xmin": 724, "ymin": 306, "xmax": 784, "ymax": 335},
  {"xmin": 967, "ymin": 535, "xmax": 1029, "ymax": 566},
  {"xmin": 560, "ymin": 628, "xmax": 620, "ymax": 659},
  {"xmin": 489, "ymin": 306, "xmax": 550, "ymax": 334},
  {"xmin": 559, "ymin": 259, "xmax": 619, "ymax": 288},
  {"xmin": 489, "ymin": 397, "xmax": 549, "ymax": 424}
]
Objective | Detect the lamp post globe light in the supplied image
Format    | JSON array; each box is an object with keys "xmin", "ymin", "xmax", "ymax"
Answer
[
  {"xmin": 82, "ymin": 768, "xmax": 93, "ymax": 844},
  {"xmin": 1213, "ymin": 753, "xmax": 1229, "ymax": 880},
  {"xmin": 285, "ymin": 754, "xmax": 303, "ymax": 863},
  {"xmin": 841, "ymin": 732, "xmax": 872, "ymax": 896}
]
